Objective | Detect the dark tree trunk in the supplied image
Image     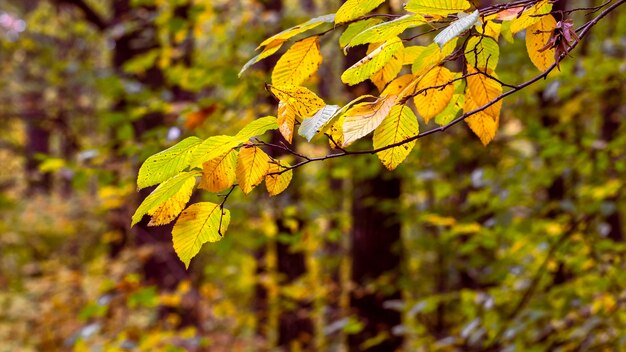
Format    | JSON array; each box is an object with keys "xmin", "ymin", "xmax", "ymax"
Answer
[
  {"xmin": 349, "ymin": 171, "xmax": 403, "ymax": 352},
  {"xmin": 23, "ymin": 91, "xmax": 52, "ymax": 195}
]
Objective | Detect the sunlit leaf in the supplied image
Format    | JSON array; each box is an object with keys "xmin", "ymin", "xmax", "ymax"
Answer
[
  {"xmin": 277, "ymin": 101, "xmax": 297, "ymax": 143},
  {"xmin": 464, "ymin": 65, "xmax": 502, "ymax": 145},
  {"xmin": 199, "ymin": 150, "xmax": 238, "ymax": 193},
  {"xmin": 268, "ymin": 85, "xmax": 325, "ymax": 118},
  {"xmin": 341, "ymin": 37, "xmax": 404, "ymax": 86},
  {"xmin": 347, "ymin": 15, "xmax": 426, "ymax": 48},
  {"xmin": 236, "ymin": 145, "xmax": 271, "ymax": 194},
  {"xmin": 335, "ymin": 0, "xmax": 385, "ymax": 24},
  {"xmin": 526, "ymin": 14, "xmax": 556, "ymax": 71},
  {"xmin": 148, "ymin": 174, "xmax": 197, "ymax": 227},
  {"xmin": 172, "ymin": 202, "xmax": 230, "ymax": 269},
  {"xmin": 339, "ymin": 18, "xmax": 383, "ymax": 48},
  {"xmin": 414, "ymin": 66, "xmax": 454, "ymax": 123},
  {"xmin": 272, "ymin": 37, "xmax": 322, "ymax": 86},
  {"xmin": 405, "ymin": 0, "xmax": 471, "ymax": 16},
  {"xmin": 137, "ymin": 137, "xmax": 202, "ymax": 189},
  {"xmin": 239, "ymin": 39, "xmax": 285, "ymax": 76},
  {"xmin": 189, "ymin": 135, "xmax": 238, "ymax": 169},
  {"xmin": 412, "ymin": 39, "xmax": 457, "ymax": 76},
  {"xmin": 510, "ymin": 0, "xmax": 552, "ymax": 34},
  {"xmin": 235, "ymin": 116, "xmax": 279, "ymax": 142},
  {"xmin": 465, "ymin": 36, "xmax": 500, "ymax": 71},
  {"xmin": 370, "ymin": 43, "xmax": 404, "ymax": 92},
  {"xmin": 132, "ymin": 171, "xmax": 200, "ymax": 226},
  {"xmin": 373, "ymin": 105, "xmax": 419, "ymax": 170},
  {"xmin": 265, "ymin": 160, "xmax": 293, "ymax": 196},
  {"xmin": 342, "ymin": 96, "xmax": 396, "ymax": 146},
  {"xmin": 257, "ymin": 14, "xmax": 335, "ymax": 49}
]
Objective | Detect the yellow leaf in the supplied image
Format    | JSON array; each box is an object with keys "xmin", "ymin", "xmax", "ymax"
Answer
[
  {"xmin": 510, "ymin": 0, "xmax": 552, "ymax": 34},
  {"xmin": 199, "ymin": 150, "xmax": 238, "ymax": 193},
  {"xmin": 405, "ymin": 0, "xmax": 471, "ymax": 16},
  {"xmin": 173, "ymin": 202, "xmax": 230, "ymax": 268},
  {"xmin": 240, "ymin": 39, "xmax": 285, "ymax": 76},
  {"xmin": 412, "ymin": 39, "xmax": 457, "ymax": 76},
  {"xmin": 476, "ymin": 20, "xmax": 501, "ymax": 40},
  {"xmin": 265, "ymin": 160, "xmax": 293, "ymax": 196},
  {"xmin": 148, "ymin": 175, "xmax": 196, "ymax": 226},
  {"xmin": 341, "ymin": 37, "xmax": 404, "ymax": 86},
  {"xmin": 257, "ymin": 14, "xmax": 334, "ymax": 49},
  {"xmin": 335, "ymin": 0, "xmax": 385, "ymax": 24},
  {"xmin": 464, "ymin": 66, "xmax": 502, "ymax": 145},
  {"xmin": 465, "ymin": 65, "xmax": 502, "ymax": 119},
  {"xmin": 327, "ymin": 112, "xmax": 347, "ymax": 148},
  {"xmin": 373, "ymin": 105, "xmax": 419, "ymax": 170},
  {"xmin": 382, "ymin": 74, "xmax": 415, "ymax": 96},
  {"xmin": 236, "ymin": 145, "xmax": 271, "ymax": 194},
  {"xmin": 272, "ymin": 37, "xmax": 322, "ymax": 86},
  {"xmin": 414, "ymin": 66, "xmax": 454, "ymax": 123},
  {"xmin": 277, "ymin": 101, "xmax": 297, "ymax": 143},
  {"xmin": 370, "ymin": 43, "xmax": 404, "ymax": 91},
  {"xmin": 526, "ymin": 14, "xmax": 556, "ymax": 71},
  {"xmin": 402, "ymin": 46, "xmax": 426, "ymax": 65},
  {"xmin": 268, "ymin": 85, "xmax": 325, "ymax": 118},
  {"xmin": 342, "ymin": 96, "xmax": 397, "ymax": 146}
]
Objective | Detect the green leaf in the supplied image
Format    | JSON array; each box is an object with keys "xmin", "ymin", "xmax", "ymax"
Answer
[
  {"xmin": 465, "ymin": 36, "xmax": 499, "ymax": 71},
  {"xmin": 132, "ymin": 171, "xmax": 200, "ymax": 226},
  {"xmin": 347, "ymin": 15, "xmax": 426, "ymax": 49},
  {"xmin": 434, "ymin": 10, "xmax": 480, "ymax": 48},
  {"xmin": 257, "ymin": 14, "xmax": 335, "ymax": 49},
  {"xmin": 405, "ymin": 0, "xmax": 472, "ymax": 16},
  {"xmin": 137, "ymin": 137, "xmax": 202, "ymax": 189},
  {"xmin": 339, "ymin": 18, "xmax": 383, "ymax": 48},
  {"xmin": 335, "ymin": 0, "xmax": 385, "ymax": 24},
  {"xmin": 235, "ymin": 116, "xmax": 279, "ymax": 141},
  {"xmin": 299, "ymin": 105, "xmax": 340, "ymax": 141},
  {"xmin": 341, "ymin": 37, "xmax": 404, "ymax": 86},
  {"xmin": 172, "ymin": 202, "xmax": 230, "ymax": 269},
  {"xmin": 189, "ymin": 135, "xmax": 238, "ymax": 169}
]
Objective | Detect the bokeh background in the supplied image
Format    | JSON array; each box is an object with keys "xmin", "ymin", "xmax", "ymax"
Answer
[{"xmin": 1, "ymin": 0, "xmax": 626, "ymax": 351}]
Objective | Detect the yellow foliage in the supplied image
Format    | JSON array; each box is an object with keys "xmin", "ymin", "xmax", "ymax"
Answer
[
  {"xmin": 341, "ymin": 37, "xmax": 404, "ymax": 86},
  {"xmin": 342, "ymin": 96, "xmax": 397, "ymax": 146},
  {"xmin": 335, "ymin": 0, "xmax": 385, "ymax": 24},
  {"xmin": 510, "ymin": 0, "xmax": 553, "ymax": 34},
  {"xmin": 414, "ymin": 66, "xmax": 454, "ymax": 123},
  {"xmin": 526, "ymin": 14, "xmax": 557, "ymax": 71},
  {"xmin": 272, "ymin": 36, "xmax": 322, "ymax": 86},
  {"xmin": 372, "ymin": 105, "xmax": 419, "ymax": 170},
  {"xmin": 277, "ymin": 101, "xmax": 297, "ymax": 143},
  {"xmin": 370, "ymin": 42, "xmax": 404, "ymax": 91},
  {"xmin": 268, "ymin": 85, "xmax": 325, "ymax": 119},
  {"xmin": 198, "ymin": 150, "xmax": 238, "ymax": 193},
  {"xmin": 265, "ymin": 160, "xmax": 293, "ymax": 196},
  {"xmin": 236, "ymin": 145, "xmax": 271, "ymax": 194}
]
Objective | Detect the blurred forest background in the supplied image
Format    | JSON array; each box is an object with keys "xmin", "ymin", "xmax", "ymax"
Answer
[{"xmin": 1, "ymin": 0, "xmax": 626, "ymax": 351}]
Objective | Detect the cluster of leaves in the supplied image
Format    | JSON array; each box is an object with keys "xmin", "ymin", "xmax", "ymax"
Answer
[{"xmin": 134, "ymin": 0, "xmax": 596, "ymax": 267}]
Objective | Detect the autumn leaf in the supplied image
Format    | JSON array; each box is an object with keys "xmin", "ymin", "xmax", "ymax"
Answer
[
  {"xmin": 272, "ymin": 37, "xmax": 322, "ymax": 86},
  {"xmin": 510, "ymin": 0, "xmax": 552, "ymax": 34},
  {"xmin": 414, "ymin": 66, "xmax": 454, "ymax": 123},
  {"xmin": 257, "ymin": 14, "xmax": 334, "ymax": 49},
  {"xmin": 342, "ymin": 96, "xmax": 396, "ymax": 146},
  {"xmin": 137, "ymin": 137, "xmax": 202, "ymax": 189},
  {"xmin": 526, "ymin": 14, "xmax": 557, "ymax": 71},
  {"xmin": 412, "ymin": 39, "xmax": 457, "ymax": 76},
  {"xmin": 340, "ymin": 18, "xmax": 383, "ymax": 48},
  {"xmin": 268, "ymin": 85, "xmax": 325, "ymax": 118},
  {"xmin": 341, "ymin": 37, "xmax": 404, "ymax": 86},
  {"xmin": 277, "ymin": 101, "xmax": 297, "ymax": 143},
  {"xmin": 370, "ymin": 42, "xmax": 404, "ymax": 91},
  {"xmin": 373, "ymin": 105, "xmax": 419, "ymax": 170},
  {"xmin": 236, "ymin": 145, "xmax": 271, "ymax": 194},
  {"xmin": 172, "ymin": 202, "xmax": 230, "ymax": 269},
  {"xmin": 347, "ymin": 15, "xmax": 425, "ymax": 49},
  {"xmin": 405, "ymin": 0, "xmax": 471, "ymax": 17},
  {"xmin": 265, "ymin": 160, "xmax": 293, "ymax": 196},
  {"xmin": 199, "ymin": 150, "xmax": 238, "ymax": 193},
  {"xmin": 132, "ymin": 171, "xmax": 200, "ymax": 226},
  {"xmin": 299, "ymin": 104, "xmax": 340, "ymax": 141},
  {"xmin": 240, "ymin": 39, "xmax": 286, "ymax": 76},
  {"xmin": 335, "ymin": 0, "xmax": 385, "ymax": 24},
  {"xmin": 465, "ymin": 36, "xmax": 500, "ymax": 71},
  {"xmin": 464, "ymin": 65, "xmax": 502, "ymax": 145}
]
